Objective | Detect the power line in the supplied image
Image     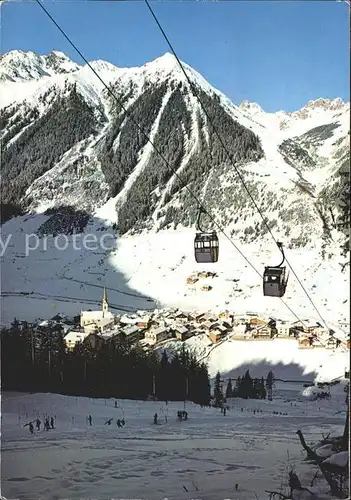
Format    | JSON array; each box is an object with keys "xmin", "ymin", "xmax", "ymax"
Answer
[
  {"xmin": 34, "ymin": 0, "xmax": 307, "ymax": 328},
  {"xmin": 144, "ymin": 0, "xmax": 332, "ymax": 331}
]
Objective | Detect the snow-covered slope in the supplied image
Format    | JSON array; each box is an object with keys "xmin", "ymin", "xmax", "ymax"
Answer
[
  {"xmin": 1, "ymin": 50, "xmax": 349, "ymax": 339},
  {"xmin": 2, "ymin": 388, "xmax": 347, "ymax": 500},
  {"xmin": 0, "ymin": 50, "xmax": 80, "ymax": 83}
]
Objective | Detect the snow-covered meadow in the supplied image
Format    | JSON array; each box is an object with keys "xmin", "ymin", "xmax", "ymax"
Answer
[{"xmin": 1, "ymin": 384, "xmax": 347, "ymax": 500}]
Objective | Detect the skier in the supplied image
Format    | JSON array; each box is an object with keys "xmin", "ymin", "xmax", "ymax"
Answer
[
  {"xmin": 223, "ymin": 407, "xmax": 227, "ymax": 416},
  {"xmin": 121, "ymin": 418, "xmax": 125, "ymax": 427},
  {"xmin": 44, "ymin": 418, "xmax": 50, "ymax": 431},
  {"xmin": 50, "ymin": 417, "xmax": 55, "ymax": 429},
  {"xmin": 117, "ymin": 419, "xmax": 121, "ymax": 428},
  {"xmin": 183, "ymin": 411, "xmax": 188, "ymax": 421},
  {"xmin": 153, "ymin": 413, "xmax": 158, "ymax": 425},
  {"xmin": 35, "ymin": 418, "xmax": 41, "ymax": 431},
  {"xmin": 114, "ymin": 401, "xmax": 118, "ymax": 408},
  {"xmin": 29, "ymin": 422, "xmax": 34, "ymax": 434},
  {"xmin": 88, "ymin": 415, "xmax": 92, "ymax": 426}
]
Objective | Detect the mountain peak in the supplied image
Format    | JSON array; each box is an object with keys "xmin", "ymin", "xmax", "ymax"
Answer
[
  {"xmin": 143, "ymin": 52, "xmax": 185, "ymax": 75},
  {"xmin": 0, "ymin": 49, "xmax": 80, "ymax": 83},
  {"xmin": 50, "ymin": 50, "xmax": 70, "ymax": 59},
  {"xmin": 239, "ymin": 100, "xmax": 264, "ymax": 114},
  {"xmin": 303, "ymin": 97, "xmax": 346, "ymax": 111}
]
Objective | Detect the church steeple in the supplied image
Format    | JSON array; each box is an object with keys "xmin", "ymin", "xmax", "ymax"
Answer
[{"xmin": 102, "ymin": 286, "xmax": 108, "ymax": 317}]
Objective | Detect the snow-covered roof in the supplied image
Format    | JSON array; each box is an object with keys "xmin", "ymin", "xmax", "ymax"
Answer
[
  {"xmin": 99, "ymin": 316, "xmax": 115, "ymax": 327},
  {"xmin": 153, "ymin": 326, "xmax": 169, "ymax": 335},
  {"xmin": 123, "ymin": 325, "xmax": 140, "ymax": 336},
  {"xmin": 120, "ymin": 314, "xmax": 138, "ymax": 325},
  {"xmin": 175, "ymin": 326, "xmax": 189, "ymax": 335},
  {"xmin": 81, "ymin": 310, "xmax": 104, "ymax": 319},
  {"xmin": 64, "ymin": 330, "xmax": 88, "ymax": 342}
]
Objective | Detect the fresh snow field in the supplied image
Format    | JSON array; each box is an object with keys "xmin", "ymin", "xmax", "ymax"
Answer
[
  {"xmin": 1, "ymin": 385, "xmax": 347, "ymax": 500},
  {"xmin": 1, "ymin": 216, "xmax": 349, "ymax": 330}
]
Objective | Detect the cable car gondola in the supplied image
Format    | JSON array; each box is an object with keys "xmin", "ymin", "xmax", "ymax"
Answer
[
  {"xmin": 194, "ymin": 206, "xmax": 219, "ymax": 263},
  {"xmin": 263, "ymin": 242, "xmax": 289, "ymax": 297}
]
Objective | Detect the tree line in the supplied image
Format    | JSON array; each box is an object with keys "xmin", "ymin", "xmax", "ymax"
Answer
[
  {"xmin": 0, "ymin": 320, "xmax": 211, "ymax": 406},
  {"xmin": 212, "ymin": 369, "xmax": 275, "ymax": 407}
]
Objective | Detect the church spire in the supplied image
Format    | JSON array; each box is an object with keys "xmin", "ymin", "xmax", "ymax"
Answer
[{"xmin": 102, "ymin": 286, "xmax": 108, "ymax": 317}]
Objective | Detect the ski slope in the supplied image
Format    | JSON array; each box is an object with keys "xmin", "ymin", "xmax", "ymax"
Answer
[{"xmin": 1, "ymin": 386, "xmax": 347, "ymax": 500}]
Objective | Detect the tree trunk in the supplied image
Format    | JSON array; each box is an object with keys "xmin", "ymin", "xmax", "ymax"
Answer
[{"xmin": 296, "ymin": 429, "xmax": 317, "ymax": 460}]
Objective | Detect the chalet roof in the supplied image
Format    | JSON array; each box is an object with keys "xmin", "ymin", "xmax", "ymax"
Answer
[
  {"xmin": 187, "ymin": 312, "xmax": 200, "ymax": 320},
  {"xmin": 123, "ymin": 325, "xmax": 140, "ymax": 336},
  {"xmin": 174, "ymin": 311, "xmax": 188, "ymax": 318},
  {"xmin": 64, "ymin": 330, "xmax": 89, "ymax": 342},
  {"xmin": 120, "ymin": 314, "xmax": 138, "ymax": 325},
  {"xmin": 153, "ymin": 326, "xmax": 169, "ymax": 335},
  {"xmin": 199, "ymin": 313, "xmax": 216, "ymax": 322},
  {"xmin": 99, "ymin": 316, "xmax": 115, "ymax": 327},
  {"xmin": 199, "ymin": 320, "xmax": 213, "ymax": 329},
  {"xmin": 175, "ymin": 326, "xmax": 189, "ymax": 335},
  {"xmin": 136, "ymin": 314, "xmax": 151, "ymax": 322},
  {"xmin": 214, "ymin": 324, "xmax": 228, "ymax": 333}
]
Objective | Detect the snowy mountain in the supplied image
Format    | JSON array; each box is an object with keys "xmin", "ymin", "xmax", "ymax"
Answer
[
  {"xmin": 0, "ymin": 50, "xmax": 350, "ymax": 329},
  {"xmin": 0, "ymin": 50, "xmax": 80, "ymax": 83}
]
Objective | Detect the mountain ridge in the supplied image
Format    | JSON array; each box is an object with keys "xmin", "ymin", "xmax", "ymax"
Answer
[
  {"xmin": 1, "ymin": 49, "xmax": 348, "ymax": 113},
  {"xmin": 1, "ymin": 49, "xmax": 349, "ymax": 249}
]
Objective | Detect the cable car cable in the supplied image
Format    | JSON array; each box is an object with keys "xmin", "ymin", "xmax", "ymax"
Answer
[
  {"xmin": 32, "ymin": 0, "xmax": 263, "ymax": 277},
  {"xmin": 144, "ymin": 0, "xmax": 332, "ymax": 331},
  {"xmin": 34, "ymin": 0, "xmax": 308, "ymax": 328}
]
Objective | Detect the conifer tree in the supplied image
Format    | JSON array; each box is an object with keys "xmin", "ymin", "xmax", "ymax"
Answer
[
  {"xmin": 234, "ymin": 376, "xmax": 242, "ymax": 397},
  {"xmin": 242, "ymin": 370, "xmax": 253, "ymax": 399},
  {"xmin": 260, "ymin": 377, "xmax": 267, "ymax": 399},
  {"xmin": 225, "ymin": 378, "xmax": 233, "ymax": 398},
  {"xmin": 266, "ymin": 370, "xmax": 275, "ymax": 401},
  {"xmin": 213, "ymin": 371, "xmax": 223, "ymax": 407}
]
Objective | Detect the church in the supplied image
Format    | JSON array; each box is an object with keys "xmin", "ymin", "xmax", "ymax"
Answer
[{"xmin": 80, "ymin": 287, "xmax": 115, "ymax": 334}]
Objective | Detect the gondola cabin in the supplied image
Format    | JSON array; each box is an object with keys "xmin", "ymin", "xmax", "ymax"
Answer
[
  {"xmin": 263, "ymin": 266, "xmax": 287, "ymax": 297},
  {"xmin": 194, "ymin": 231, "xmax": 219, "ymax": 263}
]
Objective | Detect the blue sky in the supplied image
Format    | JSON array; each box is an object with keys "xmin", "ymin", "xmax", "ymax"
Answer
[{"xmin": 2, "ymin": 0, "xmax": 349, "ymax": 112}]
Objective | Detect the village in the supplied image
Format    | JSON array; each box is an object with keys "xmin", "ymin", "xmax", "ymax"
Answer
[{"xmin": 56, "ymin": 285, "xmax": 350, "ymax": 354}]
